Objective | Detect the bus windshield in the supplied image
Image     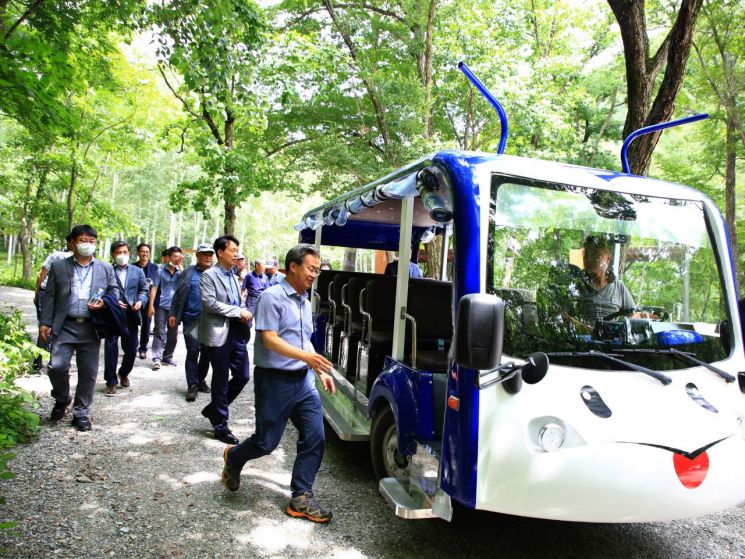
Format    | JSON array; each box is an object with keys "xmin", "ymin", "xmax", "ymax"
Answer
[{"xmin": 488, "ymin": 178, "xmax": 731, "ymax": 370}]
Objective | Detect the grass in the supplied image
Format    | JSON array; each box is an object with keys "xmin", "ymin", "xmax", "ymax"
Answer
[{"xmin": 0, "ymin": 252, "xmax": 35, "ymax": 291}]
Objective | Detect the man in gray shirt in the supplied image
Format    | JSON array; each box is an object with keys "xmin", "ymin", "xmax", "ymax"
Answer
[
  {"xmin": 220, "ymin": 244, "xmax": 335, "ymax": 523},
  {"xmin": 575, "ymin": 236, "xmax": 635, "ymax": 327}
]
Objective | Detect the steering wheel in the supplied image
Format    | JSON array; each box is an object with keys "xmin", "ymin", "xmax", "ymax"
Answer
[
  {"xmin": 603, "ymin": 306, "xmax": 669, "ymax": 321},
  {"xmin": 602, "ymin": 307, "xmax": 639, "ymax": 321}
]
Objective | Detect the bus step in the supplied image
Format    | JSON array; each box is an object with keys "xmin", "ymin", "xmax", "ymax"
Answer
[
  {"xmin": 379, "ymin": 477, "xmax": 438, "ymax": 520},
  {"xmin": 317, "ymin": 372, "xmax": 370, "ymax": 441}
]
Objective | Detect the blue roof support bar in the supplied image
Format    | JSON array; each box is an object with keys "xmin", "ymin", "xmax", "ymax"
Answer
[
  {"xmin": 457, "ymin": 61, "xmax": 508, "ymax": 154},
  {"xmin": 621, "ymin": 113, "xmax": 709, "ymax": 174}
]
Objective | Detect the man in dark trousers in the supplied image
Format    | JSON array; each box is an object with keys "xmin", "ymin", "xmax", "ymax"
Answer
[
  {"xmin": 103, "ymin": 241, "xmax": 149, "ymax": 396},
  {"xmin": 151, "ymin": 246, "xmax": 182, "ymax": 370},
  {"xmin": 39, "ymin": 224, "xmax": 118, "ymax": 431},
  {"xmin": 221, "ymin": 244, "xmax": 335, "ymax": 523},
  {"xmin": 169, "ymin": 243, "xmax": 214, "ymax": 402},
  {"xmin": 193, "ymin": 236, "xmax": 251, "ymax": 444},
  {"xmin": 133, "ymin": 243, "xmax": 159, "ymax": 360}
]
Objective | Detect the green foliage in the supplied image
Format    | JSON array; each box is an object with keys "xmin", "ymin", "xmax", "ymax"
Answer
[
  {"xmin": 0, "ymin": 311, "xmax": 43, "ymax": 443},
  {"xmin": 0, "ymin": 309, "xmax": 41, "ymax": 533}
]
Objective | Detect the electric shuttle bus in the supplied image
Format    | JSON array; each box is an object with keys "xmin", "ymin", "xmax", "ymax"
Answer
[{"xmin": 293, "ymin": 64, "xmax": 745, "ymax": 523}]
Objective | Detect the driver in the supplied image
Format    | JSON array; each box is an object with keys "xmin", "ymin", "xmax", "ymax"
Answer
[{"xmin": 571, "ymin": 236, "xmax": 635, "ymax": 330}]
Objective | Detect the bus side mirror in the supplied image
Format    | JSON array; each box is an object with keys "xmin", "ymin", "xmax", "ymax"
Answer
[{"xmin": 455, "ymin": 294, "xmax": 504, "ymax": 371}]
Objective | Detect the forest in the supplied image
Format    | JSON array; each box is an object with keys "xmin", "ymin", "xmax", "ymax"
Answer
[{"xmin": 0, "ymin": 0, "xmax": 743, "ymax": 293}]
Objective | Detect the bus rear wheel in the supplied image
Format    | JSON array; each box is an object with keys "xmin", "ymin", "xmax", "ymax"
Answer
[{"xmin": 370, "ymin": 405, "xmax": 410, "ymax": 481}]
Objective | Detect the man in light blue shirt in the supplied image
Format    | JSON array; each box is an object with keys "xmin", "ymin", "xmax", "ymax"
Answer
[
  {"xmin": 221, "ymin": 244, "xmax": 335, "ymax": 523},
  {"xmin": 151, "ymin": 246, "xmax": 182, "ymax": 370}
]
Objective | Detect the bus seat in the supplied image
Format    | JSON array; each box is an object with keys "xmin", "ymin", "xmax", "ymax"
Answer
[
  {"xmin": 406, "ymin": 279, "xmax": 453, "ymax": 373},
  {"xmin": 338, "ymin": 275, "xmax": 370, "ymax": 379},
  {"xmin": 358, "ymin": 276, "xmax": 397, "ymax": 395}
]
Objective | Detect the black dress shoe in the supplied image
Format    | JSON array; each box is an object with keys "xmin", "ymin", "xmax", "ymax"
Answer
[
  {"xmin": 197, "ymin": 381, "xmax": 210, "ymax": 393},
  {"xmin": 185, "ymin": 385, "xmax": 198, "ymax": 402},
  {"xmin": 50, "ymin": 398, "xmax": 72, "ymax": 421},
  {"xmin": 72, "ymin": 416, "xmax": 92, "ymax": 431},
  {"xmin": 214, "ymin": 429, "xmax": 239, "ymax": 445}
]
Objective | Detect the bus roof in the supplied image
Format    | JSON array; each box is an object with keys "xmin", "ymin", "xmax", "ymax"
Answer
[{"xmin": 296, "ymin": 151, "xmax": 714, "ymax": 235}]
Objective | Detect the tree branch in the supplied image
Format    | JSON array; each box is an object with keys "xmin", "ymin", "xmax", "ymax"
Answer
[
  {"xmin": 157, "ymin": 63, "xmax": 201, "ymax": 120},
  {"xmin": 263, "ymin": 137, "xmax": 310, "ymax": 157},
  {"xmin": 323, "ymin": 0, "xmax": 392, "ymax": 151},
  {"xmin": 647, "ymin": 30, "xmax": 672, "ymax": 79},
  {"xmin": 3, "ymin": 0, "xmax": 44, "ymax": 42}
]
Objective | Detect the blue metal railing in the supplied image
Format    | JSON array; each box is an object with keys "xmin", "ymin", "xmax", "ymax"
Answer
[
  {"xmin": 457, "ymin": 61, "xmax": 508, "ymax": 155},
  {"xmin": 621, "ymin": 113, "xmax": 708, "ymax": 174}
]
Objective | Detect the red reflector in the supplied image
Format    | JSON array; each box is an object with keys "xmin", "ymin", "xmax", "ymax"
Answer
[
  {"xmin": 447, "ymin": 396, "xmax": 459, "ymax": 411},
  {"xmin": 673, "ymin": 452, "xmax": 709, "ymax": 489}
]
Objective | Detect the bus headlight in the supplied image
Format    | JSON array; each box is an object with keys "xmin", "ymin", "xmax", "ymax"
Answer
[{"xmin": 538, "ymin": 422, "xmax": 565, "ymax": 452}]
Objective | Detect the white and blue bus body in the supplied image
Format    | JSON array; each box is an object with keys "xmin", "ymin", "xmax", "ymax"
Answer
[{"xmin": 296, "ymin": 147, "xmax": 745, "ymax": 523}]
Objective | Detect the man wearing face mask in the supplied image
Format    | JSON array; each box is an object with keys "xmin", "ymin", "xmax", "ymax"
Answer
[
  {"xmin": 103, "ymin": 241, "xmax": 149, "ymax": 396},
  {"xmin": 151, "ymin": 246, "xmax": 183, "ymax": 370},
  {"xmin": 39, "ymin": 224, "xmax": 118, "ymax": 431},
  {"xmin": 133, "ymin": 243, "xmax": 159, "ymax": 360}
]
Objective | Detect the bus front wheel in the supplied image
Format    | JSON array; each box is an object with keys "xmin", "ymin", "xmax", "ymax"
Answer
[{"xmin": 370, "ymin": 405, "xmax": 411, "ymax": 482}]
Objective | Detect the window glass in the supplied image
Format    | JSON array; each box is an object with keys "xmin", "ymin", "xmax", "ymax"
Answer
[{"xmin": 488, "ymin": 178, "xmax": 730, "ymax": 370}]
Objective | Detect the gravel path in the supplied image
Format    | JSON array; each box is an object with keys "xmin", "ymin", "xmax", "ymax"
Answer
[{"xmin": 1, "ymin": 285, "xmax": 744, "ymax": 559}]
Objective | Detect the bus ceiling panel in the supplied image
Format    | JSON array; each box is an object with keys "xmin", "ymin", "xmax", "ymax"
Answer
[{"xmin": 299, "ymin": 220, "xmax": 433, "ymax": 251}]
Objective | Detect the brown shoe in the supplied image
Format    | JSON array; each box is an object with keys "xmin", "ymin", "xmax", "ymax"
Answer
[
  {"xmin": 119, "ymin": 374, "xmax": 130, "ymax": 388},
  {"xmin": 105, "ymin": 385, "xmax": 116, "ymax": 397},
  {"xmin": 222, "ymin": 445, "xmax": 240, "ymax": 491}
]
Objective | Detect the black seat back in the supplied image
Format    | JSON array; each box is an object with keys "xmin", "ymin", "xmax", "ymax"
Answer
[
  {"xmin": 407, "ymin": 279, "xmax": 452, "ymax": 343},
  {"xmin": 345, "ymin": 275, "xmax": 372, "ymax": 331},
  {"xmin": 314, "ymin": 270, "xmax": 335, "ymax": 314},
  {"xmin": 365, "ymin": 276, "xmax": 398, "ymax": 335}
]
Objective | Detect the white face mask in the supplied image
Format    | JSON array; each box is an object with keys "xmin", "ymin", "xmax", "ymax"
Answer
[
  {"xmin": 76, "ymin": 243, "xmax": 96, "ymax": 257},
  {"xmin": 114, "ymin": 254, "xmax": 129, "ymax": 266}
]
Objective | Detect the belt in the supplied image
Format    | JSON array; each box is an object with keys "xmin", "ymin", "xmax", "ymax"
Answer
[
  {"xmin": 66, "ymin": 317, "xmax": 90, "ymax": 323},
  {"xmin": 255, "ymin": 366, "xmax": 309, "ymax": 376}
]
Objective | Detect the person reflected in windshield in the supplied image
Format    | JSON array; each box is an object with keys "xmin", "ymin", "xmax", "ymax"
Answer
[{"xmin": 566, "ymin": 236, "xmax": 636, "ymax": 331}]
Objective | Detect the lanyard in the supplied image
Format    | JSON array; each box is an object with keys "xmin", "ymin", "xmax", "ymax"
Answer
[{"xmin": 74, "ymin": 263, "xmax": 92, "ymax": 290}]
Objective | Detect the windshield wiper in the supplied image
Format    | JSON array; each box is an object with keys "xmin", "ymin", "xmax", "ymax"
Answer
[
  {"xmin": 545, "ymin": 350, "xmax": 672, "ymax": 385},
  {"xmin": 615, "ymin": 348, "xmax": 735, "ymax": 383}
]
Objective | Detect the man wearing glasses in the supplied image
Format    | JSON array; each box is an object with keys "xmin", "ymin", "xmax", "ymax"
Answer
[{"xmin": 220, "ymin": 244, "xmax": 336, "ymax": 523}]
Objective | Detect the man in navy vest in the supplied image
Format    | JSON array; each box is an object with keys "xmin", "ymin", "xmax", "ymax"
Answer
[{"xmin": 170, "ymin": 243, "xmax": 214, "ymax": 402}]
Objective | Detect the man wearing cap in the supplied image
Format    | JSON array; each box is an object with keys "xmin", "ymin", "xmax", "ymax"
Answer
[
  {"xmin": 265, "ymin": 258, "xmax": 286, "ymax": 286},
  {"xmin": 242, "ymin": 257, "xmax": 269, "ymax": 322},
  {"xmin": 169, "ymin": 244, "xmax": 214, "ymax": 402},
  {"xmin": 234, "ymin": 252, "xmax": 248, "ymax": 285}
]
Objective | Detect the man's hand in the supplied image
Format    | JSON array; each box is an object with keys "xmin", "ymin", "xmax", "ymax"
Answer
[
  {"xmin": 239, "ymin": 309, "xmax": 251, "ymax": 323},
  {"xmin": 39, "ymin": 325, "xmax": 51, "ymax": 343},
  {"xmin": 88, "ymin": 299, "xmax": 104, "ymax": 311},
  {"xmin": 167, "ymin": 316, "xmax": 176, "ymax": 328},
  {"xmin": 317, "ymin": 371, "xmax": 336, "ymax": 395},
  {"xmin": 147, "ymin": 305, "xmax": 155, "ymax": 318},
  {"xmin": 132, "ymin": 301, "xmax": 142, "ymax": 312},
  {"xmin": 118, "ymin": 301, "xmax": 128, "ymax": 310},
  {"xmin": 305, "ymin": 352, "xmax": 332, "ymax": 375}
]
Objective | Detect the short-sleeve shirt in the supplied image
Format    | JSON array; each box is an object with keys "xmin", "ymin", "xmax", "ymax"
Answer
[
  {"xmin": 576, "ymin": 275, "xmax": 635, "ymax": 323},
  {"xmin": 41, "ymin": 251, "xmax": 72, "ymax": 289},
  {"xmin": 155, "ymin": 265, "xmax": 181, "ymax": 310},
  {"xmin": 254, "ymin": 279, "xmax": 314, "ymax": 371}
]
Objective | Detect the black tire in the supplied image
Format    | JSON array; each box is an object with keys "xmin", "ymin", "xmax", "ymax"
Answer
[{"xmin": 370, "ymin": 405, "xmax": 410, "ymax": 481}]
